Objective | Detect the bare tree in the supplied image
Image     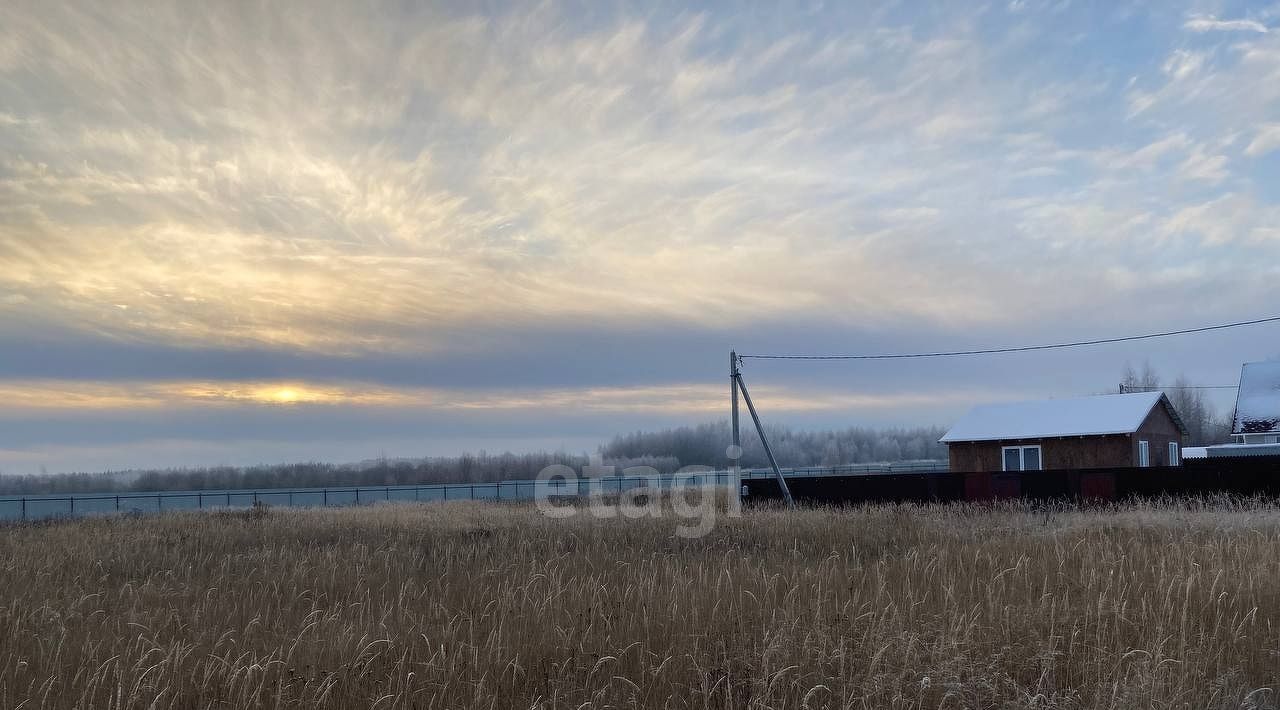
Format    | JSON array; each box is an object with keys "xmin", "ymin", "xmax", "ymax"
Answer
[
  {"xmin": 1119, "ymin": 364, "xmax": 1231, "ymax": 445},
  {"xmin": 1121, "ymin": 360, "xmax": 1161, "ymax": 391}
]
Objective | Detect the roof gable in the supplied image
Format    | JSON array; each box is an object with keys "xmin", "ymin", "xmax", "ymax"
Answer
[
  {"xmin": 940, "ymin": 392, "xmax": 1179, "ymax": 443},
  {"xmin": 1233, "ymin": 361, "xmax": 1280, "ymax": 435}
]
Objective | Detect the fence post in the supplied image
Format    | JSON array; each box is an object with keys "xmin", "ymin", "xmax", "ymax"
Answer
[
  {"xmin": 157, "ymin": 494, "xmax": 162, "ymax": 511},
  {"xmin": 21, "ymin": 498, "xmax": 25, "ymax": 520},
  {"xmin": 116, "ymin": 495, "xmax": 120, "ymax": 513},
  {"xmin": 227, "ymin": 492, "xmax": 231, "ymax": 507},
  {"xmin": 323, "ymin": 489, "xmax": 328, "ymax": 507},
  {"xmin": 69, "ymin": 497, "xmax": 74, "ymax": 516},
  {"xmin": 288, "ymin": 492, "xmax": 293, "ymax": 507},
  {"xmin": 355, "ymin": 489, "xmax": 360, "ymax": 504}
]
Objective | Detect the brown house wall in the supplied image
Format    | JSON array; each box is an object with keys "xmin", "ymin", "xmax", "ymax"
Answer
[
  {"xmin": 946, "ymin": 402, "xmax": 1188, "ymax": 472},
  {"xmin": 1133, "ymin": 403, "xmax": 1184, "ymax": 467},
  {"xmin": 947, "ymin": 435, "xmax": 1132, "ymax": 472}
]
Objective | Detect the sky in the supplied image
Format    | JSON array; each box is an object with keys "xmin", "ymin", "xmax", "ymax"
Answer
[{"xmin": 2, "ymin": 0, "xmax": 1279, "ymax": 475}]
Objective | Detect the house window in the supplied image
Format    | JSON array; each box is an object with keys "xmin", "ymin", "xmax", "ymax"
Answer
[
  {"xmin": 1001, "ymin": 445, "xmax": 1042, "ymax": 471},
  {"xmin": 1168, "ymin": 442, "xmax": 1180, "ymax": 466},
  {"xmin": 1138, "ymin": 440, "xmax": 1150, "ymax": 467}
]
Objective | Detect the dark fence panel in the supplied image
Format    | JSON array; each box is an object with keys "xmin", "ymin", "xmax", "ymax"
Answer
[
  {"xmin": 963, "ymin": 472, "xmax": 991, "ymax": 502},
  {"xmin": 1079, "ymin": 470, "xmax": 1116, "ymax": 501},
  {"xmin": 992, "ymin": 473, "xmax": 1022, "ymax": 500},
  {"xmin": 928, "ymin": 472, "xmax": 966, "ymax": 502},
  {"xmin": 745, "ymin": 456, "xmax": 1280, "ymax": 506},
  {"xmin": 744, "ymin": 473, "xmax": 935, "ymax": 505},
  {"xmin": 1020, "ymin": 469, "xmax": 1071, "ymax": 499},
  {"xmin": 1114, "ymin": 465, "xmax": 1200, "ymax": 498}
]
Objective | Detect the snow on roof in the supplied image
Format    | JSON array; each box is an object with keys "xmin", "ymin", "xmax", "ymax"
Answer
[
  {"xmin": 940, "ymin": 391, "xmax": 1171, "ymax": 443},
  {"xmin": 1233, "ymin": 361, "xmax": 1280, "ymax": 435},
  {"xmin": 1201, "ymin": 443, "xmax": 1280, "ymax": 458}
]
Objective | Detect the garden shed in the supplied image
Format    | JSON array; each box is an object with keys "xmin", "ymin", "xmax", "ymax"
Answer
[{"xmin": 940, "ymin": 392, "xmax": 1188, "ymax": 472}]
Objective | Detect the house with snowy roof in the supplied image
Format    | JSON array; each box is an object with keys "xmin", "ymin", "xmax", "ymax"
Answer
[
  {"xmin": 1232, "ymin": 361, "xmax": 1280, "ymax": 445},
  {"xmin": 940, "ymin": 392, "xmax": 1188, "ymax": 473}
]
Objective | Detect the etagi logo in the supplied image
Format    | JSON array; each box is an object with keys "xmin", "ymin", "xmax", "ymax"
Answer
[{"xmin": 534, "ymin": 452, "xmax": 743, "ymax": 538}]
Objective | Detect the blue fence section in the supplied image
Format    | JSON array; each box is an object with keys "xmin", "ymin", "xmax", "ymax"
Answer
[{"xmin": 0, "ymin": 460, "xmax": 948, "ymax": 522}]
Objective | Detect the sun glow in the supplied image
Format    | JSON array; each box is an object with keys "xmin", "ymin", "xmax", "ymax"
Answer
[
  {"xmin": 179, "ymin": 383, "xmax": 356, "ymax": 406},
  {"xmin": 271, "ymin": 388, "xmax": 300, "ymax": 404},
  {"xmin": 242, "ymin": 385, "xmax": 337, "ymax": 405},
  {"xmin": 0, "ymin": 379, "xmax": 1015, "ymax": 413}
]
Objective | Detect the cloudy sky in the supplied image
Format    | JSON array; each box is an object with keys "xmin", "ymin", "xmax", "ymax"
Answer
[{"xmin": 2, "ymin": 0, "xmax": 1279, "ymax": 474}]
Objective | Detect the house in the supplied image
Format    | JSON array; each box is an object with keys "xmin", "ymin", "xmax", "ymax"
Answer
[
  {"xmin": 940, "ymin": 392, "xmax": 1188, "ymax": 472},
  {"xmin": 1232, "ymin": 361, "xmax": 1280, "ymax": 445}
]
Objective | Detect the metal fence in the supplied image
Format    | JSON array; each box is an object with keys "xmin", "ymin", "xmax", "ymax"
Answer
[{"xmin": 0, "ymin": 460, "xmax": 948, "ymax": 522}]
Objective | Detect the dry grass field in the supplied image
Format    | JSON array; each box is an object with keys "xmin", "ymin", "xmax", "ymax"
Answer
[{"xmin": 2, "ymin": 497, "xmax": 1280, "ymax": 709}]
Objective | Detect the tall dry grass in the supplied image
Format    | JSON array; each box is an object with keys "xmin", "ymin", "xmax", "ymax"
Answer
[{"xmin": 1, "ymin": 498, "xmax": 1279, "ymax": 709}]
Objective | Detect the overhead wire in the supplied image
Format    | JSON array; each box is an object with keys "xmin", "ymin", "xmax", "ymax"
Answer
[{"xmin": 737, "ymin": 315, "xmax": 1280, "ymax": 363}]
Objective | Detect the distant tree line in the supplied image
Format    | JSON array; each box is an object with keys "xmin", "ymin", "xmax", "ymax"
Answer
[
  {"xmin": 0, "ymin": 423, "xmax": 945, "ymax": 495},
  {"xmin": 600, "ymin": 420, "xmax": 948, "ymax": 470},
  {"xmin": 0, "ymin": 452, "xmax": 596, "ymax": 496}
]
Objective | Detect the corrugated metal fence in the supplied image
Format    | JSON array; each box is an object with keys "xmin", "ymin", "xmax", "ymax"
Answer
[
  {"xmin": 0, "ymin": 460, "xmax": 949, "ymax": 522},
  {"xmin": 743, "ymin": 456, "xmax": 1280, "ymax": 505}
]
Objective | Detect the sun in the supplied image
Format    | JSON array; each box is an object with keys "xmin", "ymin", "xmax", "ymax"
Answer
[{"xmin": 272, "ymin": 388, "xmax": 300, "ymax": 403}]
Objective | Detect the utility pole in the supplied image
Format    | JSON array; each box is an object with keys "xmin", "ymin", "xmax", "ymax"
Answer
[
  {"xmin": 731, "ymin": 351, "xmax": 795, "ymax": 508},
  {"xmin": 730, "ymin": 350, "xmax": 741, "ymax": 495}
]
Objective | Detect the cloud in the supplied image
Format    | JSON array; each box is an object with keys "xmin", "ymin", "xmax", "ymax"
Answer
[
  {"xmin": 0, "ymin": 378, "xmax": 1004, "ymax": 419},
  {"xmin": 1161, "ymin": 193, "xmax": 1280, "ymax": 246},
  {"xmin": 1104, "ymin": 132, "xmax": 1190, "ymax": 170},
  {"xmin": 1183, "ymin": 15, "xmax": 1269, "ymax": 33},
  {"xmin": 1, "ymin": 0, "xmax": 1278, "ymax": 472},
  {"xmin": 1245, "ymin": 124, "xmax": 1280, "ymax": 156},
  {"xmin": 0, "ymin": 1, "xmax": 1036, "ymax": 354},
  {"xmin": 1162, "ymin": 50, "xmax": 1209, "ymax": 80},
  {"xmin": 2, "ymin": 0, "xmax": 1271, "ymax": 363},
  {"xmin": 1176, "ymin": 148, "xmax": 1230, "ymax": 184}
]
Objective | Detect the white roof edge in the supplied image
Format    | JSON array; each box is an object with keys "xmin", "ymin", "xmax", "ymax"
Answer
[{"xmin": 939, "ymin": 428, "xmax": 1138, "ymax": 443}]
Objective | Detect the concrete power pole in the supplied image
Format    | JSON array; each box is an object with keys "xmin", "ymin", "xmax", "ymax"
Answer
[
  {"xmin": 730, "ymin": 350, "xmax": 741, "ymax": 496},
  {"xmin": 730, "ymin": 351, "xmax": 795, "ymax": 508}
]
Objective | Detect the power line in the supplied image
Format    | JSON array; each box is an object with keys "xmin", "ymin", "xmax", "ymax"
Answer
[
  {"xmin": 738, "ymin": 315, "xmax": 1280, "ymax": 362},
  {"xmin": 1122, "ymin": 385, "xmax": 1239, "ymax": 391}
]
